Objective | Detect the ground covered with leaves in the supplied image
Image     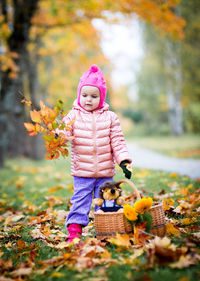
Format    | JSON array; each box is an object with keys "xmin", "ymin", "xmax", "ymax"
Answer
[{"xmin": 0, "ymin": 158, "xmax": 199, "ymax": 281}]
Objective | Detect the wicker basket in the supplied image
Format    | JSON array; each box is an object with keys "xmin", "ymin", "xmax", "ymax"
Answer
[
  {"xmin": 94, "ymin": 179, "xmax": 166, "ymax": 239},
  {"xmin": 149, "ymin": 202, "xmax": 166, "ymax": 237},
  {"xmin": 94, "ymin": 211, "xmax": 132, "ymax": 239}
]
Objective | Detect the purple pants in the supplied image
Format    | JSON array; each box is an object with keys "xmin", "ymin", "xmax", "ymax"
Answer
[{"xmin": 66, "ymin": 176, "xmax": 113, "ymax": 227}]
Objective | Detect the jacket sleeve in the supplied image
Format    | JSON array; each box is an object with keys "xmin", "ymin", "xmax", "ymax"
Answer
[
  {"xmin": 55, "ymin": 110, "xmax": 75, "ymax": 140},
  {"xmin": 110, "ymin": 112, "xmax": 132, "ymax": 165}
]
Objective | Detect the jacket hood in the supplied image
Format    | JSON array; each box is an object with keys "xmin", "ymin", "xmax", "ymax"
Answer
[
  {"xmin": 73, "ymin": 99, "xmax": 109, "ymax": 113},
  {"xmin": 77, "ymin": 65, "xmax": 107, "ymax": 110}
]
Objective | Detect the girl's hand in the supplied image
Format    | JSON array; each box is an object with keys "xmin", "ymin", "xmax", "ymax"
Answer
[{"xmin": 120, "ymin": 160, "xmax": 132, "ymax": 179}]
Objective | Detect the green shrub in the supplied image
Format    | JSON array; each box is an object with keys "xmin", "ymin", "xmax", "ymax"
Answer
[{"xmin": 184, "ymin": 103, "xmax": 200, "ymax": 133}]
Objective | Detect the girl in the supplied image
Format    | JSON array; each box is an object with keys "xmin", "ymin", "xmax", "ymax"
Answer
[{"xmin": 57, "ymin": 64, "xmax": 132, "ymax": 243}]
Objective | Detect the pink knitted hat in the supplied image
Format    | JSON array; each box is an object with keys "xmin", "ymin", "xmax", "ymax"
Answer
[{"xmin": 77, "ymin": 64, "xmax": 107, "ymax": 109}]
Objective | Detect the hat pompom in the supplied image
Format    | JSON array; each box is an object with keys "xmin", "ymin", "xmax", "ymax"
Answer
[{"xmin": 90, "ymin": 64, "xmax": 98, "ymax": 73}]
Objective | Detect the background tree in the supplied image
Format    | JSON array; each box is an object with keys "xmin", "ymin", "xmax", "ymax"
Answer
[
  {"xmin": 0, "ymin": 0, "xmax": 39, "ymax": 166},
  {"xmin": 0, "ymin": 0, "xmax": 185, "ymax": 167},
  {"xmin": 180, "ymin": 0, "xmax": 200, "ymax": 132},
  {"xmin": 132, "ymin": 0, "xmax": 199, "ymax": 136}
]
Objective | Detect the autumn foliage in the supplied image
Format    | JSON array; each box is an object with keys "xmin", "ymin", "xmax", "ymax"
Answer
[{"xmin": 23, "ymin": 99, "xmax": 73, "ymax": 160}]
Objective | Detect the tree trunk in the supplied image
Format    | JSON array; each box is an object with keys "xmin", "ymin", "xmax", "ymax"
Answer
[
  {"xmin": 165, "ymin": 41, "xmax": 183, "ymax": 136},
  {"xmin": 0, "ymin": 0, "xmax": 39, "ymax": 167}
]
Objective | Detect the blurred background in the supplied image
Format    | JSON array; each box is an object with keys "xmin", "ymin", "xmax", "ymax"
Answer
[{"xmin": 0, "ymin": 0, "xmax": 199, "ymax": 167}]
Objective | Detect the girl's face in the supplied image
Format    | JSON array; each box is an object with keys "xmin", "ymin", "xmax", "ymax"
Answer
[{"xmin": 80, "ymin": 86, "xmax": 100, "ymax": 111}]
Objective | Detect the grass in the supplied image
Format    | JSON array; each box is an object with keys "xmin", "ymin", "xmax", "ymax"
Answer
[
  {"xmin": 125, "ymin": 133, "xmax": 200, "ymax": 159},
  {"xmin": 0, "ymin": 156, "xmax": 199, "ymax": 281}
]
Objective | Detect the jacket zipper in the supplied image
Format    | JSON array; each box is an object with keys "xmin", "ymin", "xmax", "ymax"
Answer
[{"xmin": 92, "ymin": 112, "xmax": 98, "ymax": 177}]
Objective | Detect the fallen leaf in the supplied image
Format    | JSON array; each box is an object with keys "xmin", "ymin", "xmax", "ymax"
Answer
[
  {"xmin": 166, "ymin": 222, "xmax": 181, "ymax": 236},
  {"xmin": 11, "ymin": 214, "xmax": 25, "ymax": 222},
  {"xmin": 177, "ymin": 277, "xmax": 190, "ymax": 281},
  {"xmin": 108, "ymin": 233, "xmax": 130, "ymax": 247},
  {"xmin": 50, "ymin": 271, "xmax": 65, "ymax": 278},
  {"xmin": 48, "ymin": 185, "xmax": 64, "ymax": 193},
  {"xmin": 11, "ymin": 267, "xmax": 32, "ymax": 277},
  {"xmin": 17, "ymin": 240, "xmax": 27, "ymax": 251},
  {"xmin": 170, "ymin": 254, "xmax": 198, "ymax": 268}
]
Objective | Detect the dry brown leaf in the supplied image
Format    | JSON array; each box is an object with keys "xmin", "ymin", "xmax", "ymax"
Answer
[
  {"xmin": 11, "ymin": 267, "xmax": 32, "ymax": 277},
  {"xmin": 17, "ymin": 240, "xmax": 27, "ymax": 251},
  {"xmin": 169, "ymin": 254, "xmax": 200, "ymax": 268}
]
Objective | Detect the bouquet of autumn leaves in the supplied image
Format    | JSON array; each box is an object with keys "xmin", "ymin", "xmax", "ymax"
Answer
[
  {"xmin": 124, "ymin": 197, "xmax": 153, "ymax": 233},
  {"xmin": 24, "ymin": 99, "xmax": 73, "ymax": 160}
]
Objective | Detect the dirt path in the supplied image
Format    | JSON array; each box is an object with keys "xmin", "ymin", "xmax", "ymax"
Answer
[{"xmin": 127, "ymin": 142, "xmax": 200, "ymax": 179}]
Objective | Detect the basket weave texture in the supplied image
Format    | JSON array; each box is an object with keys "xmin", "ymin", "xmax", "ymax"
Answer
[
  {"xmin": 149, "ymin": 202, "xmax": 166, "ymax": 237},
  {"xmin": 94, "ymin": 179, "xmax": 166, "ymax": 239},
  {"xmin": 94, "ymin": 211, "xmax": 132, "ymax": 239}
]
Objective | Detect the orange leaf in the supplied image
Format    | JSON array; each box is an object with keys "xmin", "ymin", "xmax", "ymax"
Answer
[
  {"xmin": 40, "ymin": 99, "xmax": 45, "ymax": 108},
  {"xmin": 17, "ymin": 240, "xmax": 26, "ymax": 251},
  {"xmin": 30, "ymin": 110, "xmax": 42, "ymax": 123},
  {"xmin": 46, "ymin": 151, "xmax": 59, "ymax": 160},
  {"xmin": 24, "ymin": 122, "xmax": 37, "ymax": 136},
  {"xmin": 48, "ymin": 185, "xmax": 64, "ymax": 193}
]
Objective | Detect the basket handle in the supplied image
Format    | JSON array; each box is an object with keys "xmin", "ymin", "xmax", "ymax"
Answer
[{"xmin": 118, "ymin": 179, "xmax": 141, "ymax": 199}]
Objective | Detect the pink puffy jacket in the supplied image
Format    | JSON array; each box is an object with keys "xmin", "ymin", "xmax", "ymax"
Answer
[{"xmin": 60, "ymin": 100, "xmax": 132, "ymax": 178}]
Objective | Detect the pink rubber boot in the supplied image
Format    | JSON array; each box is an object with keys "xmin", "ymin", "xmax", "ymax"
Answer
[{"xmin": 66, "ymin": 224, "xmax": 82, "ymax": 244}]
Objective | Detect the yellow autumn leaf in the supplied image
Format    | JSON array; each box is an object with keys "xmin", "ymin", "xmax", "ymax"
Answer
[
  {"xmin": 67, "ymin": 183, "xmax": 74, "ymax": 192},
  {"xmin": 51, "ymin": 272, "xmax": 65, "ymax": 278},
  {"xmin": 15, "ymin": 176, "xmax": 27, "ymax": 188},
  {"xmin": 135, "ymin": 170, "xmax": 149, "ymax": 178},
  {"xmin": 100, "ymin": 249, "xmax": 111, "ymax": 259},
  {"xmin": 180, "ymin": 217, "xmax": 196, "ymax": 225},
  {"xmin": 163, "ymin": 198, "xmax": 175, "ymax": 211},
  {"xmin": 108, "ymin": 233, "xmax": 130, "ymax": 248},
  {"xmin": 30, "ymin": 110, "xmax": 42, "ymax": 123},
  {"xmin": 39, "ymin": 99, "xmax": 45, "ymax": 108},
  {"xmin": 166, "ymin": 222, "xmax": 181, "ymax": 236},
  {"xmin": 129, "ymin": 249, "xmax": 144, "ymax": 261}
]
